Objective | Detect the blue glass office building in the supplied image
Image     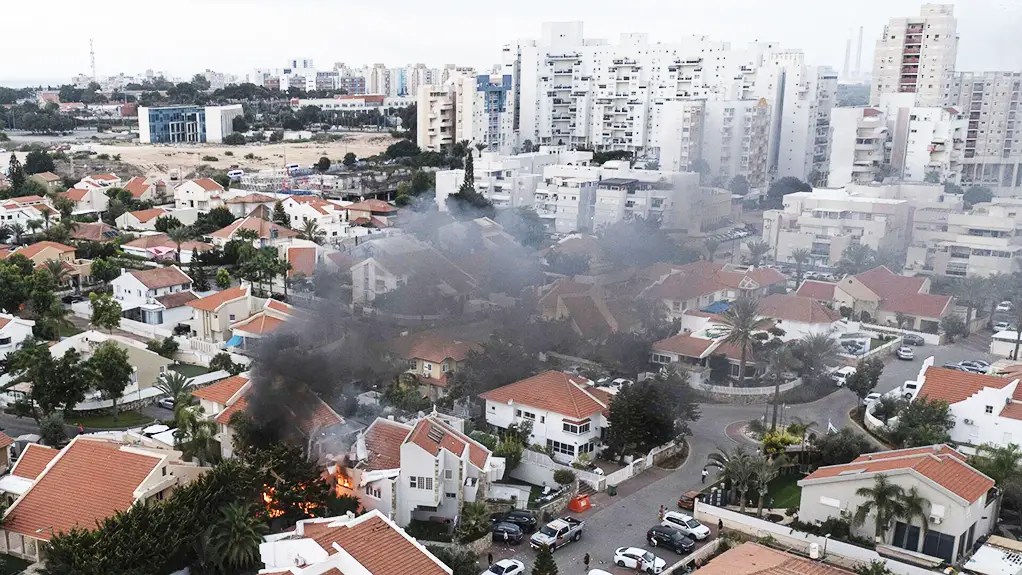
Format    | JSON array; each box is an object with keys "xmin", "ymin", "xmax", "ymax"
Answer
[{"xmin": 141, "ymin": 106, "xmax": 207, "ymax": 144}]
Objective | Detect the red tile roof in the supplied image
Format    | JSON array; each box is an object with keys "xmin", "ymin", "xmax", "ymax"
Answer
[
  {"xmin": 653, "ymin": 333, "xmax": 717, "ymax": 358},
  {"xmin": 127, "ymin": 266, "xmax": 192, "ymax": 290},
  {"xmin": 68, "ymin": 222, "xmax": 119, "ymax": 242},
  {"xmin": 406, "ymin": 416, "xmax": 489, "ymax": 469},
  {"xmin": 155, "ymin": 290, "xmax": 199, "ymax": 309},
  {"xmin": 758, "ymin": 293, "xmax": 841, "ymax": 324},
  {"xmin": 59, "ymin": 188, "xmax": 88, "ymax": 201},
  {"xmin": 389, "ymin": 332, "xmax": 480, "ymax": 364},
  {"xmin": 362, "ymin": 419, "xmax": 412, "ymax": 471},
  {"xmin": 697, "ymin": 542, "xmax": 851, "ymax": 575},
  {"xmin": 4, "ymin": 439, "xmax": 164, "ymax": 540},
  {"xmin": 803, "ymin": 445, "xmax": 993, "ymax": 503},
  {"xmin": 287, "ymin": 247, "xmax": 316, "ymax": 278},
  {"xmin": 213, "ymin": 383, "xmax": 342, "ymax": 435},
  {"xmin": 480, "ymin": 371, "xmax": 612, "ymax": 420},
  {"xmin": 539, "ymin": 278, "xmax": 593, "ymax": 309},
  {"xmin": 10, "ymin": 444, "xmax": 57, "ymax": 480},
  {"xmin": 853, "ymin": 266, "xmax": 952, "ymax": 318},
  {"xmin": 210, "ymin": 216, "xmax": 299, "ymax": 240},
  {"xmin": 10, "ymin": 195, "xmax": 46, "ymax": 203},
  {"xmin": 347, "ymin": 199, "xmax": 396, "ymax": 213},
  {"xmin": 852, "ymin": 444, "xmax": 965, "ymax": 463},
  {"xmin": 231, "ymin": 312, "xmax": 284, "ymax": 335},
  {"xmin": 15, "ymin": 241, "xmax": 75, "ymax": 260},
  {"xmin": 191, "ymin": 178, "xmax": 224, "ymax": 192},
  {"xmin": 192, "ymin": 375, "xmax": 249, "ymax": 405},
  {"xmin": 0, "ymin": 432, "xmax": 14, "ymax": 449},
  {"xmin": 31, "ymin": 173, "xmax": 61, "ymax": 183},
  {"xmin": 301, "ymin": 512, "xmax": 449, "ymax": 575},
  {"xmin": 215, "ymin": 395, "xmax": 249, "ymax": 425},
  {"xmin": 288, "ymin": 195, "xmax": 336, "ymax": 215},
  {"xmin": 225, "ymin": 193, "xmax": 278, "ymax": 204},
  {"xmin": 795, "ymin": 280, "xmax": 838, "ymax": 300},
  {"xmin": 187, "ymin": 285, "xmax": 249, "ymax": 312},
  {"xmin": 127, "ymin": 208, "xmax": 168, "ymax": 223},
  {"xmin": 916, "ymin": 366, "xmax": 1013, "ymax": 405},
  {"xmin": 123, "ymin": 177, "xmax": 152, "ymax": 198},
  {"xmin": 89, "ymin": 173, "xmax": 118, "ymax": 181}
]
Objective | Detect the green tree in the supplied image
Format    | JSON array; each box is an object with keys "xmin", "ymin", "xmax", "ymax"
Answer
[
  {"xmin": 272, "ymin": 201, "xmax": 289, "ymax": 228},
  {"xmin": 814, "ymin": 428, "xmax": 876, "ymax": 465},
  {"xmin": 963, "ymin": 185, "xmax": 993, "ymax": 208},
  {"xmin": 298, "ymin": 220, "xmax": 325, "ymax": 244},
  {"xmin": 23, "ymin": 150, "xmax": 55, "ymax": 175},
  {"xmin": 719, "ymin": 297, "xmax": 771, "ymax": 385},
  {"xmin": 231, "ymin": 115, "xmax": 249, "ymax": 133},
  {"xmin": 385, "ymin": 139, "xmax": 420, "ymax": 158},
  {"xmin": 846, "ymin": 357, "xmax": 885, "ymax": 403},
  {"xmin": 888, "ymin": 397, "xmax": 954, "ymax": 447},
  {"xmin": 753, "ymin": 454, "xmax": 786, "ymax": 516},
  {"xmin": 706, "ymin": 445, "xmax": 756, "ymax": 513},
  {"xmin": 8, "ymin": 154, "xmax": 25, "ymax": 192},
  {"xmin": 44, "ymin": 300, "xmax": 74, "ymax": 340},
  {"xmin": 53, "ymin": 195, "xmax": 75, "ymax": 223},
  {"xmin": 856, "ymin": 560, "xmax": 895, "ymax": 575},
  {"xmin": 744, "ymin": 240, "xmax": 771, "ymax": 266},
  {"xmin": 553, "ymin": 469, "xmax": 576, "ymax": 486},
  {"xmin": 836, "ymin": 243, "xmax": 878, "ymax": 276},
  {"xmin": 532, "ymin": 543, "xmax": 559, "ymax": 575},
  {"xmin": 89, "ymin": 257, "xmax": 119, "ymax": 283},
  {"xmin": 728, "ymin": 175, "xmax": 750, "ymax": 196},
  {"xmin": 792, "ymin": 332, "xmax": 840, "ymax": 383},
  {"xmin": 923, "ymin": 171, "xmax": 941, "ymax": 184},
  {"xmin": 146, "ymin": 336, "xmax": 180, "ymax": 359},
  {"xmin": 969, "ymin": 443, "xmax": 1022, "ymax": 484},
  {"xmin": 426, "ymin": 545, "xmax": 479, "ymax": 575},
  {"xmin": 455, "ymin": 501, "xmax": 491, "ymax": 543},
  {"xmin": 765, "ymin": 176, "xmax": 810, "ymax": 209},
  {"xmin": 85, "ymin": 341, "xmax": 133, "ymax": 424},
  {"xmin": 156, "ymin": 371, "xmax": 192, "ymax": 411},
  {"xmin": 5, "ymin": 342, "xmax": 89, "ymax": 421},
  {"xmin": 853, "ymin": 474, "xmax": 906, "ymax": 539},
  {"xmin": 496, "ymin": 206, "xmax": 546, "ymax": 249},
  {"xmin": 167, "ymin": 226, "xmax": 192, "ymax": 264},
  {"xmin": 204, "ymin": 503, "xmax": 267, "ymax": 571},
  {"xmin": 605, "ymin": 376, "xmax": 698, "ymax": 462},
  {"xmin": 953, "ymin": 276, "xmax": 986, "ymax": 326},
  {"xmin": 216, "ymin": 268, "xmax": 232, "ymax": 289},
  {"xmin": 790, "ymin": 247, "xmax": 812, "ymax": 287},
  {"xmin": 899, "ymin": 486, "xmax": 930, "ymax": 544},
  {"xmin": 315, "ymin": 156, "xmax": 331, "ymax": 171},
  {"xmin": 342, "ymin": 152, "xmax": 357, "ymax": 167},
  {"xmin": 189, "ymin": 249, "xmax": 210, "ymax": 291},
  {"xmin": 154, "ymin": 215, "xmax": 183, "ymax": 233},
  {"xmin": 940, "ymin": 314, "xmax": 968, "ymax": 343},
  {"xmin": 210, "ymin": 351, "xmax": 244, "ymax": 376},
  {"xmin": 89, "ymin": 292, "xmax": 122, "ymax": 332},
  {"xmin": 38, "ymin": 412, "xmax": 69, "ymax": 446}
]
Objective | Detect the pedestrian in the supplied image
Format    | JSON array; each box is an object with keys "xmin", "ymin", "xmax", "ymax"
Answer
[
  {"xmin": 701, "ymin": 468, "xmax": 708, "ymax": 484},
  {"xmin": 77, "ymin": 424, "xmax": 83, "ymax": 435},
  {"xmin": 487, "ymin": 552, "xmax": 493, "ymax": 566},
  {"xmin": 658, "ymin": 505, "xmax": 665, "ymax": 522},
  {"xmin": 718, "ymin": 518, "xmax": 724, "ymax": 532},
  {"xmin": 584, "ymin": 552, "xmax": 591, "ymax": 569}
]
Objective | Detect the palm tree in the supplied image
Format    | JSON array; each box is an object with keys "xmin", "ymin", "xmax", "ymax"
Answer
[
  {"xmin": 719, "ymin": 297, "xmax": 771, "ymax": 386},
  {"xmin": 969, "ymin": 443, "xmax": 1022, "ymax": 484},
  {"xmin": 835, "ymin": 243, "xmax": 876, "ymax": 277},
  {"xmin": 457, "ymin": 501, "xmax": 491, "ymax": 540},
  {"xmin": 753, "ymin": 455, "xmax": 786, "ymax": 517},
  {"xmin": 298, "ymin": 220, "xmax": 325, "ymax": 245},
  {"xmin": 954, "ymin": 276, "xmax": 986, "ymax": 326},
  {"xmin": 45, "ymin": 301, "xmax": 74, "ymax": 340},
  {"xmin": 744, "ymin": 240, "xmax": 771, "ymax": 267},
  {"xmin": 181, "ymin": 417, "xmax": 220, "ymax": 465},
  {"xmin": 235, "ymin": 228, "xmax": 259, "ymax": 243},
  {"xmin": 703, "ymin": 238, "xmax": 721, "ymax": 262},
  {"xmin": 793, "ymin": 333, "xmax": 840, "ymax": 383},
  {"xmin": 853, "ymin": 474, "xmax": 906, "ymax": 540},
  {"xmin": 204, "ymin": 503, "xmax": 267, "ymax": 571},
  {"xmin": 0, "ymin": 224, "xmax": 11, "ymax": 244},
  {"xmin": 790, "ymin": 247, "xmax": 812, "ymax": 287},
  {"xmin": 167, "ymin": 226, "xmax": 192, "ymax": 264},
  {"xmin": 26, "ymin": 219, "xmax": 42, "ymax": 237},
  {"xmin": 9, "ymin": 223, "xmax": 24, "ymax": 245},
  {"xmin": 765, "ymin": 347, "xmax": 801, "ymax": 430},
  {"xmin": 156, "ymin": 371, "xmax": 192, "ymax": 415},
  {"xmin": 43, "ymin": 259, "xmax": 70, "ymax": 287},
  {"xmin": 785, "ymin": 419, "xmax": 816, "ymax": 470},
  {"xmin": 707, "ymin": 446, "xmax": 756, "ymax": 513},
  {"xmin": 897, "ymin": 486, "xmax": 930, "ymax": 549}
]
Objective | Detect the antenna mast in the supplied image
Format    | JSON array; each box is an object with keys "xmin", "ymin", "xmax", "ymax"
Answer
[{"xmin": 90, "ymin": 39, "xmax": 97, "ymax": 82}]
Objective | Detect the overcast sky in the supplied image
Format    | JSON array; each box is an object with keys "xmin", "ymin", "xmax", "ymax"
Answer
[{"xmin": 3, "ymin": 0, "xmax": 1020, "ymax": 84}]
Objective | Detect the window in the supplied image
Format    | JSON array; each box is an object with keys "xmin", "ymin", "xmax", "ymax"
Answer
[
  {"xmin": 986, "ymin": 405, "xmax": 994, "ymax": 414},
  {"xmin": 515, "ymin": 409, "xmax": 522, "ymax": 417},
  {"xmin": 547, "ymin": 440, "xmax": 575, "ymax": 456},
  {"xmin": 229, "ymin": 314, "xmax": 236, "ymax": 321},
  {"xmin": 444, "ymin": 469, "xmax": 453, "ymax": 480},
  {"xmin": 442, "ymin": 363, "xmax": 449, "ymax": 373},
  {"xmin": 521, "ymin": 411, "xmax": 536, "ymax": 421},
  {"xmin": 445, "ymin": 492, "xmax": 457, "ymax": 499},
  {"xmin": 423, "ymin": 362, "xmax": 433, "ymax": 373},
  {"xmin": 364, "ymin": 486, "xmax": 381, "ymax": 498},
  {"xmin": 409, "ymin": 476, "xmax": 433, "ymax": 490},
  {"xmin": 563, "ymin": 420, "xmax": 591, "ymax": 434}
]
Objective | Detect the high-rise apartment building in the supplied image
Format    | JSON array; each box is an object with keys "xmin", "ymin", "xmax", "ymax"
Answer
[
  {"xmin": 656, "ymin": 101, "xmax": 704, "ymax": 173},
  {"xmin": 871, "ymin": 3, "xmax": 958, "ymax": 106},
  {"xmin": 944, "ymin": 71, "xmax": 1022, "ymax": 191},
  {"xmin": 828, "ymin": 107, "xmax": 888, "ymax": 186},
  {"xmin": 769, "ymin": 52, "xmax": 837, "ymax": 181},
  {"xmin": 701, "ymin": 100, "xmax": 770, "ymax": 188}
]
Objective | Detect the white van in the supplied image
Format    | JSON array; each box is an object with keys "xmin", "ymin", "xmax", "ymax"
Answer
[
  {"xmin": 831, "ymin": 366, "xmax": 857, "ymax": 387},
  {"xmin": 227, "ymin": 169, "xmax": 244, "ymax": 180},
  {"xmin": 285, "ymin": 163, "xmax": 300, "ymax": 173}
]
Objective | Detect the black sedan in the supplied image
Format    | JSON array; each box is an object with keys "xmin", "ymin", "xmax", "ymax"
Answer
[
  {"xmin": 491, "ymin": 522, "xmax": 524, "ymax": 545},
  {"xmin": 647, "ymin": 525, "xmax": 695, "ymax": 554},
  {"xmin": 489, "ymin": 510, "xmax": 538, "ymax": 532}
]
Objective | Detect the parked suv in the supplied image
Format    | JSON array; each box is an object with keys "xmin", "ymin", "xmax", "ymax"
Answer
[
  {"xmin": 490, "ymin": 510, "xmax": 537, "ymax": 532},
  {"xmin": 646, "ymin": 525, "xmax": 695, "ymax": 554},
  {"xmin": 661, "ymin": 511, "xmax": 710, "ymax": 540}
]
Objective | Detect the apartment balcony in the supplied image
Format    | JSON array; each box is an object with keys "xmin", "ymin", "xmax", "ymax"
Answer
[
  {"xmin": 904, "ymin": 47, "xmax": 921, "ymax": 55},
  {"xmin": 901, "ymin": 66, "xmax": 920, "ymax": 74},
  {"xmin": 546, "ymin": 53, "xmax": 580, "ymax": 61}
]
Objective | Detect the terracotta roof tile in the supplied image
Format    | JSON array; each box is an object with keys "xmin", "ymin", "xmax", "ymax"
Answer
[
  {"xmin": 127, "ymin": 208, "xmax": 168, "ymax": 223},
  {"xmin": 210, "ymin": 216, "xmax": 298, "ymax": 240},
  {"xmin": 653, "ymin": 333, "xmax": 718, "ymax": 358},
  {"xmin": 853, "ymin": 266, "xmax": 952, "ymax": 318},
  {"xmin": 347, "ymin": 199, "xmax": 396, "ymax": 213},
  {"xmin": 123, "ymin": 177, "xmax": 152, "ymax": 199},
  {"xmin": 187, "ymin": 285, "xmax": 249, "ymax": 312},
  {"xmin": 60, "ymin": 188, "xmax": 89, "ymax": 201},
  {"xmin": 794, "ymin": 280, "xmax": 838, "ymax": 300},
  {"xmin": 758, "ymin": 293, "xmax": 841, "ymax": 324},
  {"xmin": 89, "ymin": 173, "xmax": 118, "ymax": 181},
  {"xmin": 225, "ymin": 193, "xmax": 278, "ymax": 204},
  {"xmin": 4, "ymin": 439, "xmax": 164, "ymax": 539},
  {"xmin": 10, "ymin": 444, "xmax": 57, "ymax": 480},
  {"xmin": 389, "ymin": 332, "xmax": 480, "ymax": 364},
  {"xmin": 231, "ymin": 312, "xmax": 285, "ymax": 335},
  {"xmin": 697, "ymin": 543, "xmax": 851, "ymax": 575},
  {"xmin": 15, "ymin": 241, "xmax": 75, "ymax": 260},
  {"xmin": 0, "ymin": 432, "xmax": 14, "ymax": 449},
  {"xmin": 155, "ymin": 290, "xmax": 199, "ymax": 309},
  {"xmin": 215, "ymin": 394, "xmax": 249, "ymax": 425},
  {"xmin": 304, "ymin": 513, "xmax": 449, "ymax": 575},
  {"xmin": 916, "ymin": 366, "xmax": 1012, "ymax": 405},
  {"xmin": 803, "ymin": 445, "xmax": 993, "ymax": 503},
  {"xmin": 479, "ymin": 371, "xmax": 610, "ymax": 420},
  {"xmin": 287, "ymin": 247, "xmax": 317, "ymax": 278},
  {"xmin": 852, "ymin": 444, "xmax": 965, "ymax": 463},
  {"xmin": 68, "ymin": 222, "xmax": 119, "ymax": 242},
  {"xmin": 362, "ymin": 419, "xmax": 412, "ymax": 471},
  {"xmin": 405, "ymin": 416, "xmax": 489, "ymax": 470},
  {"xmin": 128, "ymin": 266, "xmax": 192, "ymax": 290},
  {"xmin": 10, "ymin": 195, "xmax": 46, "ymax": 203},
  {"xmin": 191, "ymin": 178, "xmax": 224, "ymax": 192},
  {"xmin": 298, "ymin": 401, "xmax": 344, "ymax": 435},
  {"xmin": 192, "ymin": 375, "xmax": 249, "ymax": 405}
]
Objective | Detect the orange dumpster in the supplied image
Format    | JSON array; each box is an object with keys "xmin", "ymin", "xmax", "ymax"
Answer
[{"xmin": 568, "ymin": 494, "xmax": 591, "ymax": 513}]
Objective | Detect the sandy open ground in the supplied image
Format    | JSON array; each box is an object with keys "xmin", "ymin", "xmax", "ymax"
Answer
[{"xmin": 88, "ymin": 132, "xmax": 394, "ymax": 179}]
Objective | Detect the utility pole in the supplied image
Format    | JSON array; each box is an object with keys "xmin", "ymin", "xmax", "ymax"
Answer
[{"xmin": 90, "ymin": 39, "xmax": 97, "ymax": 83}]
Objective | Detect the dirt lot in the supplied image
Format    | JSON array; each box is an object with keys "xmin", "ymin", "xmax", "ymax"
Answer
[{"xmin": 88, "ymin": 132, "xmax": 395, "ymax": 179}]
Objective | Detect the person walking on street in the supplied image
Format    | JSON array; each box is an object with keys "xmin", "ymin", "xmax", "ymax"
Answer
[
  {"xmin": 487, "ymin": 552, "xmax": 493, "ymax": 566},
  {"xmin": 718, "ymin": 518, "xmax": 724, "ymax": 532},
  {"xmin": 701, "ymin": 468, "xmax": 708, "ymax": 484},
  {"xmin": 584, "ymin": 552, "xmax": 591, "ymax": 570}
]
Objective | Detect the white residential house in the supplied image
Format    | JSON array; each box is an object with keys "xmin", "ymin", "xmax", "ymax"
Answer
[
  {"xmin": 281, "ymin": 195, "xmax": 351, "ymax": 242},
  {"xmin": 110, "ymin": 266, "xmax": 195, "ymax": 326},
  {"xmin": 912, "ymin": 358, "xmax": 1022, "ymax": 450},
  {"xmin": 228, "ymin": 298, "xmax": 303, "ymax": 352},
  {"xmin": 76, "ymin": 173, "xmax": 123, "ymax": 190},
  {"xmin": 797, "ymin": 444, "xmax": 995, "ymax": 564},
  {"xmin": 223, "ymin": 193, "xmax": 280, "ymax": 218},
  {"xmin": 57, "ymin": 186, "xmax": 109, "ymax": 215},
  {"xmin": 46, "ymin": 331, "xmax": 174, "ymax": 396},
  {"xmin": 173, "ymin": 178, "xmax": 225, "ymax": 212},
  {"xmin": 0, "ymin": 315, "xmax": 35, "ymax": 360},
  {"xmin": 115, "ymin": 207, "xmax": 199, "ymax": 231},
  {"xmin": 208, "ymin": 216, "xmax": 299, "ymax": 249},
  {"xmin": 480, "ymin": 370, "xmax": 612, "ymax": 465},
  {"xmin": 0, "ymin": 202, "xmax": 48, "ymax": 230},
  {"xmin": 186, "ymin": 286, "xmax": 257, "ymax": 343},
  {"xmin": 123, "ymin": 176, "xmax": 165, "ymax": 203}
]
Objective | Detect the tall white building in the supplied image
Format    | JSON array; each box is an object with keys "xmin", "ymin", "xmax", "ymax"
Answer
[
  {"xmin": 944, "ymin": 71, "xmax": 1022, "ymax": 192},
  {"xmin": 657, "ymin": 101, "xmax": 704, "ymax": 173},
  {"xmin": 769, "ymin": 51, "xmax": 838, "ymax": 182},
  {"xmin": 828, "ymin": 107, "xmax": 888, "ymax": 187},
  {"xmin": 871, "ymin": 3, "xmax": 959, "ymax": 106},
  {"xmin": 701, "ymin": 100, "xmax": 771, "ymax": 188},
  {"xmin": 417, "ymin": 83, "xmax": 458, "ymax": 153},
  {"xmin": 416, "ymin": 68, "xmax": 518, "ymax": 155}
]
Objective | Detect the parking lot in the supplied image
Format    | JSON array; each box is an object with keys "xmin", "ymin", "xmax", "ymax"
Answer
[{"xmin": 874, "ymin": 332, "xmax": 995, "ymax": 396}]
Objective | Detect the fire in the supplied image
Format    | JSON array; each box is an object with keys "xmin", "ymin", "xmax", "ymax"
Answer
[
  {"xmin": 329, "ymin": 465, "xmax": 353, "ymax": 497},
  {"xmin": 263, "ymin": 489, "xmax": 285, "ymax": 518}
]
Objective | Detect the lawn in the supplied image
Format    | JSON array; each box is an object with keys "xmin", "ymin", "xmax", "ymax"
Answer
[
  {"xmin": 0, "ymin": 554, "xmax": 32, "ymax": 574},
  {"xmin": 170, "ymin": 364, "xmax": 212, "ymax": 378},
  {"xmin": 73, "ymin": 410, "xmax": 155, "ymax": 429},
  {"xmin": 766, "ymin": 473, "xmax": 803, "ymax": 509}
]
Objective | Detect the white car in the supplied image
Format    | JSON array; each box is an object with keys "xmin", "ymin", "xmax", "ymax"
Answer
[
  {"xmin": 865, "ymin": 392, "xmax": 882, "ymax": 404},
  {"xmin": 662, "ymin": 511, "xmax": 711, "ymax": 540},
  {"xmin": 482, "ymin": 559, "xmax": 524, "ymax": 575},
  {"xmin": 831, "ymin": 366, "xmax": 857, "ymax": 387},
  {"xmin": 614, "ymin": 547, "xmax": 666, "ymax": 574},
  {"xmin": 997, "ymin": 301, "xmax": 1013, "ymax": 312},
  {"xmin": 157, "ymin": 397, "xmax": 175, "ymax": 410},
  {"xmin": 588, "ymin": 571, "xmax": 614, "ymax": 575},
  {"xmin": 896, "ymin": 346, "xmax": 914, "ymax": 360},
  {"xmin": 994, "ymin": 321, "xmax": 1015, "ymax": 332}
]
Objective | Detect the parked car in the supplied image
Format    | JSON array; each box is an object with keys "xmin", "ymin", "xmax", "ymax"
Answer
[
  {"xmin": 958, "ymin": 360, "xmax": 990, "ymax": 373},
  {"xmin": 677, "ymin": 490, "xmax": 701, "ymax": 510},
  {"xmin": 942, "ymin": 363, "xmax": 967, "ymax": 371},
  {"xmin": 60, "ymin": 294, "xmax": 84, "ymax": 304},
  {"xmin": 490, "ymin": 510, "xmax": 537, "ymax": 532},
  {"xmin": 901, "ymin": 381, "xmax": 920, "ymax": 399},
  {"xmin": 491, "ymin": 522, "xmax": 524, "ymax": 545},
  {"xmin": 647, "ymin": 525, "xmax": 695, "ymax": 554},
  {"xmin": 902, "ymin": 333, "xmax": 925, "ymax": 346},
  {"xmin": 994, "ymin": 321, "xmax": 1014, "ymax": 332},
  {"xmin": 997, "ymin": 301, "xmax": 1013, "ymax": 312},
  {"xmin": 157, "ymin": 397, "xmax": 175, "ymax": 410},
  {"xmin": 614, "ymin": 547, "xmax": 666, "ymax": 574},
  {"xmin": 530, "ymin": 517, "xmax": 585, "ymax": 551},
  {"xmin": 831, "ymin": 366, "xmax": 857, "ymax": 387},
  {"xmin": 661, "ymin": 511, "xmax": 710, "ymax": 540},
  {"xmin": 482, "ymin": 559, "xmax": 525, "ymax": 575},
  {"xmin": 563, "ymin": 366, "xmax": 586, "ymax": 376},
  {"xmin": 896, "ymin": 346, "xmax": 914, "ymax": 360},
  {"xmin": 865, "ymin": 392, "xmax": 882, "ymax": 404}
]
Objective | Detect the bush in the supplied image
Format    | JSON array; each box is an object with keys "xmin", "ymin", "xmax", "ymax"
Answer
[
  {"xmin": 243, "ymin": 153, "xmax": 255, "ymax": 160},
  {"xmin": 223, "ymin": 151, "xmax": 234, "ymax": 156},
  {"xmin": 553, "ymin": 469, "xmax": 576, "ymax": 486},
  {"xmin": 145, "ymin": 337, "xmax": 179, "ymax": 359},
  {"xmin": 96, "ymin": 153, "xmax": 110, "ymax": 160},
  {"xmin": 201, "ymin": 155, "xmax": 219, "ymax": 162},
  {"xmin": 223, "ymin": 133, "xmax": 246, "ymax": 146}
]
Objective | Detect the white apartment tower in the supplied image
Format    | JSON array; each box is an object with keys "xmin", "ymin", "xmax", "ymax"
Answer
[
  {"xmin": 944, "ymin": 72, "xmax": 1022, "ymax": 191},
  {"xmin": 871, "ymin": 4, "xmax": 958, "ymax": 106},
  {"xmin": 417, "ymin": 83, "xmax": 458, "ymax": 153},
  {"xmin": 701, "ymin": 100, "xmax": 771, "ymax": 188},
  {"xmin": 657, "ymin": 101, "xmax": 704, "ymax": 173},
  {"xmin": 828, "ymin": 107, "xmax": 888, "ymax": 187},
  {"xmin": 769, "ymin": 51, "xmax": 838, "ymax": 182}
]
